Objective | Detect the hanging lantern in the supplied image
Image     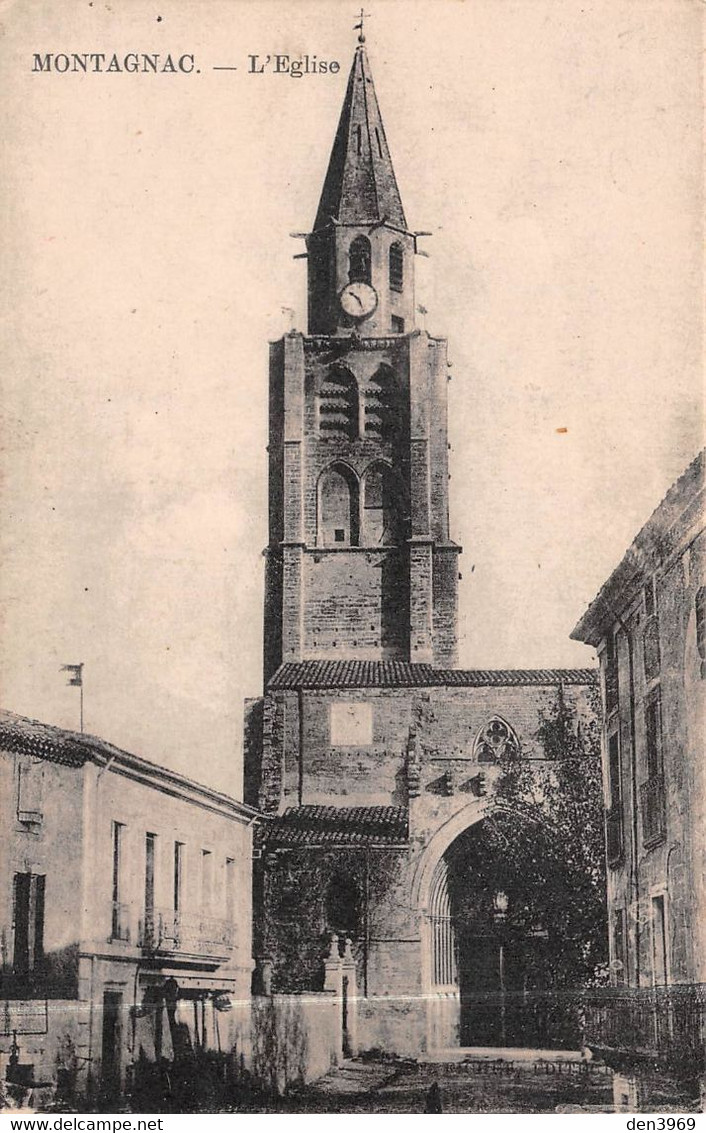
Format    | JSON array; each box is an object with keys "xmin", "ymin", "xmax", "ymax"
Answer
[{"xmin": 493, "ymin": 890, "xmax": 509, "ymax": 922}]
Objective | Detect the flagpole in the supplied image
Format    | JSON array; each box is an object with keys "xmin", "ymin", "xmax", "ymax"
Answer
[{"xmin": 80, "ymin": 671, "xmax": 84, "ymax": 733}]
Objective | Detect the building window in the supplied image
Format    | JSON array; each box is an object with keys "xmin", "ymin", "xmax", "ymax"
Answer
[
  {"xmin": 325, "ymin": 871, "xmax": 360, "ymax": 938},
  {"xmin": 612, "ymin": 907, "xmax": 627, "ymax": 985},
  {"xmin": 330, "ymin": 702, "xmax": 373, "ymax": 746},
  {"xmin": 605, "ymin": 731, "xmax": 624, "ymax": 867},
  {"xmin": 640, "ymin": 691, "xmax": 666, "ymax": 848},
  {"xmin": 374, "ymin": 126, "xmax": 383, "ymax": 158},
  {"xmin": 389, "ymin": 243, "xmax": 404, "ymax": 292},
  {"xmin": 225, "ymin": 857, "xmax": 235, "ymax": 924},
  {"xmin": 12, "ymin": 872, "xmax": 45, "ymax": 980},
  {"xmin": 651, "ymin": 894, "xmax": 668, "ymax": 986},
  {"xmin": 391, "ymin": 316, "xmax": 405, "ymax": 334},
  {"xmin": 695, "ymin": 585, "xmax": 706, "ymax": 678},
  {"xmin": 17, "ymin": 759, "xmax": 44, "ymax": 827},
  {"xmin": 642, "ymin": 580, "xmax": 660, "ymax": 681},
  {"xmin": 173, "ymin": 841, "xmax": 184, "ymax": 915},
  {"xmin": 604, "ymin": 633, "xmax": 618, "ymax": 714},
  {"xmin": 348, "ymin": 235, "xmax": 371, "ymax": 284},
  {"xmin": 145, "ymin": 832, "xmax": 156, "ymax": 921},
  {"xmin": 111, "ymin": 821, "xmax": 128, "ymax": 940},
  {"xmin": 643, "ymin": 614, "xmax": 661, "ymax": 681},
  {"xmin": 355, "ymin": 124, "xmax": 362, "ymax": 155},
  {"xmin": 201, "ymin": 849, "xmax": 213, "ymax": 912},
  {"xmin": 644, "ymin": 578, "xmax": 657, "ymax": 619},
  {"xmin": 318, "ymin": 463, "xmax": 360, "ymax": 547},
  {"xmin": 318, "ymin": 366, "xmax": 358, "ymax": 441},
  {"xmin": 472, "ymin": 716, "xmax": 520, "ymax": 763},
  {"xmin": 645, "ymin": 692, "xmax": 663, "ymax": 781}
]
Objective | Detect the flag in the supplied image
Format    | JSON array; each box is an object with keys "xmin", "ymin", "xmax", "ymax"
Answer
[{"xmin": 61, "ymin": 663, "xmax": 83, "ymax": 687}]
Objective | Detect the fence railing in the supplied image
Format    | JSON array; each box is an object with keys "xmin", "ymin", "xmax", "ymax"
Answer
[
  {"xmin": 137, "ymin": 909, "xmax": 234, "ymax": 959},
  {"xmin": 452, "ymin": 984, "xmax": 705, "ymax": 1069},
  {"xmin": 582, "ymin": 983, "xmax": 705, "ymax": 1070}
]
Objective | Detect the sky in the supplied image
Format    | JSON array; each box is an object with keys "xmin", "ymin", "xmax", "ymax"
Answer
[{"xmin": 0, "ymin": 0, "xmax": 702, "ymax": 797}]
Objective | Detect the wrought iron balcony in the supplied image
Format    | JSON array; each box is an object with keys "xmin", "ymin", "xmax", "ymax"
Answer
[
  {"xmin": 582, "ymin": 984, "xmax": 706, "ymax": 1072},
  {"xmin": 137, "ymin": 909, "xmax": 234, "ymax": 960},
  {"xmin": 605, "ymin": 806, "xmax": 624, "ymax": 867},
  {"xmin": 640, "ymin": 774, "xmax": 666, "ymax": 848}
]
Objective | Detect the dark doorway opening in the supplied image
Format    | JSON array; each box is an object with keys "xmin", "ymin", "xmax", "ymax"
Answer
[
  {"xmin": 101, "ymin": 990, "xmax": 123, "ymax": 1099},
  {"xmin": 434, "ymin": 822, "xmax": 577, "ymax": 1049}
]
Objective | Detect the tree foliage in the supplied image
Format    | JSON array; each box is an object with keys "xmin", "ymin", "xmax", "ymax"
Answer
[{"xmin": 481, "ymin": 685, "xmax": 608, "ymax": 988}]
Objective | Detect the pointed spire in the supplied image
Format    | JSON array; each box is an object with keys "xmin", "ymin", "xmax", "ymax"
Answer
[{"xmin": 313, "ymin": 42, "xmax": 407, "ymax": 232}]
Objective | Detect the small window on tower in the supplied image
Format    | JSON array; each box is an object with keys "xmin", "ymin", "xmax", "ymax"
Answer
[
  {"xmin": 389, "ymin": 243, "xmax": 404, "ymax": 292},
  {"xmin": 391, "ymin": 316, "xmax": 405, "ymax": 334},
  {"xmin": 334, "ymin": 529, "xmax": 345, "ymax": 543},
  {"xmin": 349, "ymin": 236, "xmax": 371, "ymax": 284}
]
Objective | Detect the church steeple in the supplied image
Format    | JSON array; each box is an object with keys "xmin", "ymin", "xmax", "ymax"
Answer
[
  {"xmin": 263, "ymin": 30, "xmax": 460, "ymax": 684},
  {"xmin": 313, "ymin": 40, "xmax": 407, "ymax": 231},
  {"xmin": 306, "ymin": 39, "xmax": 415, "ymax": 337}
]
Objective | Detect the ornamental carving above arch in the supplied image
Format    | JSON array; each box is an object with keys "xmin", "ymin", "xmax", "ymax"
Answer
[{"xmin": 472, "ymin": 716, "xmax": 520, "ymax": 763}]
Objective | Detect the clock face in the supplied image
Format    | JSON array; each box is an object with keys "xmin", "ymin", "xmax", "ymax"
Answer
[{"xmin": 339, "ymin": 281, "xmax": 378, "ymax": 320}]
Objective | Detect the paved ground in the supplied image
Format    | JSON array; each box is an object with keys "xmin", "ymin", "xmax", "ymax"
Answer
[{"xmin": 248, "ymin": 1056, "xmax": 617, "ymax": 1114}]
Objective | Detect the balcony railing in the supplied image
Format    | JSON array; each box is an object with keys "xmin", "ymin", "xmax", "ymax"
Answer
[
  {"xmin": 137, "ymin": 909, "xmax": 234, "ymax": 959},
  {"xmin": 582, "ymin": 984, "xmax": 706, "ymax": 1072},
  {"xmin": 640, "ymin": 774, "xmax": 666, "ymax": 848},
  {"xmin": 605, "ymin": 806, "xmax": 624, "ymax": 867}
]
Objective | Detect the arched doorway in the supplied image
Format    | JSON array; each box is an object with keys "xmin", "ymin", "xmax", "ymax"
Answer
[{"xmin": 422, "ymin": 817, "xmax": 576, "ymax": 1050}]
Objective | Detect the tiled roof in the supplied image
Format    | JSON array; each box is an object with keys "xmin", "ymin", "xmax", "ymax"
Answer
[
  {"xmin": 0, "ymin": 709, "xmax": 259, "ymax": 820},
  {"xmin": 0, "ymin": 709, "xmax": 90, "ymax": 767},
  {"xmin": 260, "ymin": 805, "xmax": 409, "ymax": 848},
  {"xmin": 268, "ymin": 661, "xmax": 598, "ymax": 691}
]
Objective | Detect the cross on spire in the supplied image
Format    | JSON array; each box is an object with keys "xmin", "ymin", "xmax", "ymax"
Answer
[{"xmin": 353, "ymin": 8, "xmax": 371, "ymax": 43}]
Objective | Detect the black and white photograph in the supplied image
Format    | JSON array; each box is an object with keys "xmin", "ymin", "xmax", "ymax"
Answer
[{"xmin": 0, "ymin": 0, "xmax": 703, "ymax": 1118}]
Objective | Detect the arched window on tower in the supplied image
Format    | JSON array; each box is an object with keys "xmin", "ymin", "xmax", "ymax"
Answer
[
  {"xmin": 472, "ymin": 717, "xmax": 521, "ymax": 763},
  {"xmin": 318, "ymin": 463, "xmax": 360, "ymax": 547},
  {"xmin": 364, "ymin": 364, "xmax": 397, "ymax": 441},
  {"xmin": 389, "ymin": 242, "xmax": 404, "ymax": 292},
  {"xmin": 318, "ymin": 366, "xmax": 358, "ymax": 441},
  {"xmin": 349, "ymin": 235, "xmax": 371, "ymax": 284},
  {"xmin": 363, "ymin": 461, "xmax": 400, "ymax": 546},
  {"xmin": 325, "ymin": 871, "xmax": 361, "ymax": 939}
]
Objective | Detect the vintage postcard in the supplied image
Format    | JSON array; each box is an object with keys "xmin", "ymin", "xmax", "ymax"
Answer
[{"xmin": 0, "ymin": 0, "xmax": 703, "ymax": 1117}]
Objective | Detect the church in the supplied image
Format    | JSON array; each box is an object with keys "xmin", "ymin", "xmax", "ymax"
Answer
[{"xmin": 244, "ymin": 32, "xmax": 600, "ymax": 1056}]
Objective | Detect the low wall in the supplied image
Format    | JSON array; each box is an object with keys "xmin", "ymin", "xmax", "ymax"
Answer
[
  {"xmin": 251, "ymin": 992, "xmax": 341, "ymax": 1094},
  {"xmin": 357, "ymin": 994, "xmax": 428, "ymax": 1057}
]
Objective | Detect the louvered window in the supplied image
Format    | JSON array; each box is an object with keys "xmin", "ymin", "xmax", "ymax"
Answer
[{"xmin": 318, "ymin": 367, "xmax": 358, "ymax": 440}]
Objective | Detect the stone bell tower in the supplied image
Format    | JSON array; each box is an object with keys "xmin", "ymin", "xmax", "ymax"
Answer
[{"xmin": 263, "ymin": 34, "xmax": 461, "ymax": 683}]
